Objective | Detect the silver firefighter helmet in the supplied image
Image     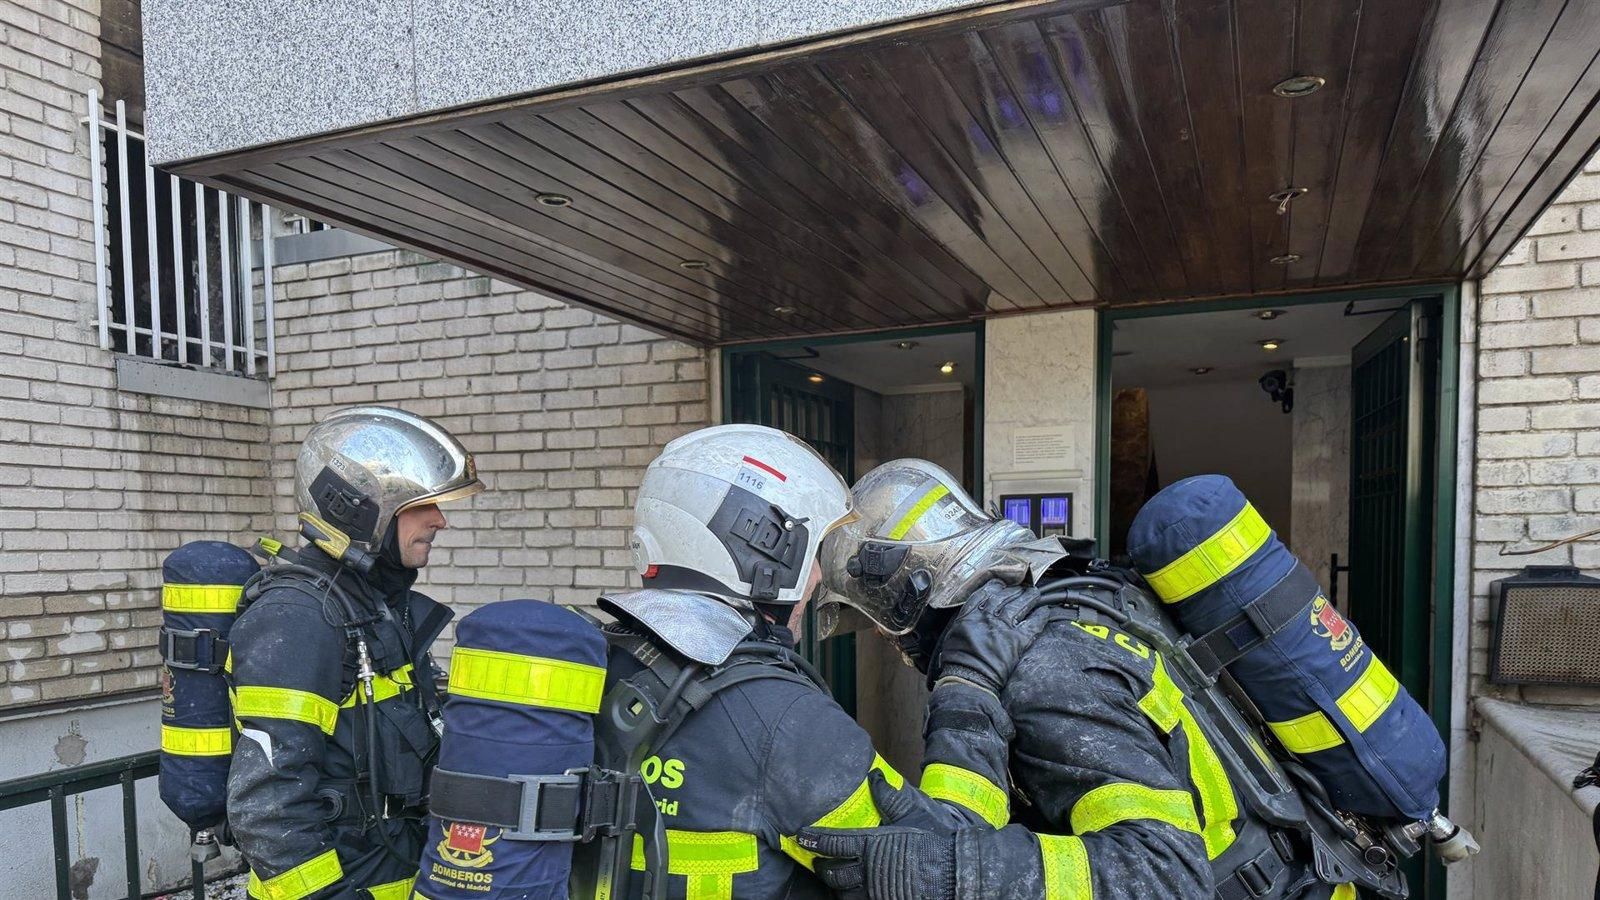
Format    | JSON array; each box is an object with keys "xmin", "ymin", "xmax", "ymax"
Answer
[
  {"xmin": 818, "ymin": 458, "xmax": 1032, "ymax": 637},
  {"xmin": 630, "ymin": 424, "xmax": 856, "ymax": 606},
  {"xmin": 294, "ymin": 406, "xmax": 483, "ymax": 567}
]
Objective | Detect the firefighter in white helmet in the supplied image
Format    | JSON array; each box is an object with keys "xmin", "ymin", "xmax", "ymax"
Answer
[{"xmin": 585, "ymin": 425, "xmax": 978, "ymax": 898}]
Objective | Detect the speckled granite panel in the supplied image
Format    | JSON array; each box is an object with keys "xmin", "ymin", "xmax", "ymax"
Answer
[
  {"xmin": 143, "ymin": 0, "xmax": 988, "ymax": 163},
  {"xmin": 411, "ymin": 0, "xmax": 986, "ymax": 111},
  {"xmin": 144, "ymin": 0, "xmax": 418, "ymax": 164}
]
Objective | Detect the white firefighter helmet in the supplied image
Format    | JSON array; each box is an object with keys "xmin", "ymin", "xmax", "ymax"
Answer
[
  {"xmin": 630, "ymin": 424, "xmax": 856, "ymax": 605},
  {"xmin": 294, "ymin": 406, "xmax": 483, "ymax": 567},
  {"xmin": 817, "ymin": 458, "xmax": 1032, "ymax": 637}
]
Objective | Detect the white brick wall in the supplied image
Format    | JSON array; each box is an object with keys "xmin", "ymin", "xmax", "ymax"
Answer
[
  {"xmin": 265, "ymin": 251, "xmax": 710, "ymax": 642},
  {"xmin": 1474, "ymin": 152, "xmax": 1600, "ymax": 702},
  {"xmin": 0, "ymin": 0, "xmax": 278, "ymax": 709},
  {"xmin": 0, "ymin": 3, "xmax": 710, "ymax": 705}
]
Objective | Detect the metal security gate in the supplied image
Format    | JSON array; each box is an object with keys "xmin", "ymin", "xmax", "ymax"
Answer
[
  {"xmin": 1349, "ymin": 303, "xmax": 1438, "ymax": 699},
  {"xmin": 727, "ymin": 351, "xmax": 858, "ymax": 716},
  {"xmin": 1348, "ymin": 299, "xmax": 1442, "ymax": 897}
]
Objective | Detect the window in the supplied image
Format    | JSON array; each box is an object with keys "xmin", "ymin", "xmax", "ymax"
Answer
[{"xmin": 88, "ymin": 89, "xmax": 276, "ymax": 377}]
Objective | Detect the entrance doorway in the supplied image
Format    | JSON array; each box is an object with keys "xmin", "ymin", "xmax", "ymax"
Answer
[
  {"xmin": 1097, "ymin": 288, "xmax": 1459, "ymax": 898},
  {"xmin": 722, "ymin": 325, "xmax": 982, "ymax": 775}
]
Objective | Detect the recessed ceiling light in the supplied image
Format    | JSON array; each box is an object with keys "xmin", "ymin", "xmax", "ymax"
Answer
[
  {"xmin": 535, "ymin": 193, "xmax": 572, "ymax": 207},
  {"xmin": 1270, "ymin": 253, "xmax": 1301, "ymax": 265},
  {"xmin": 1256, "ymin": 309, "xmax": 1286, "ymax": 321},
  {"xmin": 772, "ymin": 305, "xmax": 796, "ymax": 315},
  {"xmin": 939, "ymin": 362, "xmax": 956, "ymax": 375},
  {"xmin": 677, "ymin": 259, "xmax": 709, "ymax": 270},
  {"xmin": 895, "ymin": 340, "xmax": 919, "ymax": 350},
  {"xmin": 1259, "ymin": 339, "xmax": 1283, "ymax": 351},
  {"xmin": 1191, "ymin": 366, "xmax": 1213, "ymax": 375},
  {"xmin": 807, "ymin": 373, "xmax": 824, "ymax": 384},
  {"xmin": 1269, "ymin": 187, "xmax": 1307, "ymax": 214},
  {"xmin": 1272, "ymin": 75, "xmax": 1326, "ymax": 98}
]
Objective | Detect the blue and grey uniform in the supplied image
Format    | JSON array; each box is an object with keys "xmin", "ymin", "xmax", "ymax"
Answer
[
  {"xmin": 918, "ymin": 585, "xmax": 1343, "ymax": 900},
  {"xmin": 227, "ymin": 545, "xmax": 451, "ymax": 900},
  {"xmin": 601, "ymin": 589, "xmax": 976, "ymax": 900}
]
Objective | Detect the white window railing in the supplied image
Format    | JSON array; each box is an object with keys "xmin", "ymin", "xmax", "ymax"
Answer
[{"xmin": 86, "ymin": 89, "xmax": 276, "ymax": 378}]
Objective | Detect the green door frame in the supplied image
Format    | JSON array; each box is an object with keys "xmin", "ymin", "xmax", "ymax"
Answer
[
  {"xmin": 1092, "ymin": 282, "xmax": 1462, "ymax": 795},
  {"xmin": 720, "ymin": 321, "xmax": 987, "ymax": 496}
]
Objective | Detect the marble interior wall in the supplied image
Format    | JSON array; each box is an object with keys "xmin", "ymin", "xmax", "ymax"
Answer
[
  {"xmin": 1290, "ymin": 364, "xmax": 1352, "ymax": 603},
  {"xmin": 881, "ymin": 388, "xmax": 967, "ymax": 476},
  {"xmin": 850, "ymin": 385, "xmax": 967, "ymax": 778},
  {"xmin": 983, "ymin": 309, "xmax": 1098, "ymax": 537},
  {"xmin": 1142, "ymin": 377, "xmax": 1296, "ymax": 546}
]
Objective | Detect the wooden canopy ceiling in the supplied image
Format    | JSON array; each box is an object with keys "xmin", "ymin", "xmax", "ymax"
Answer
[{"xmin": 176, "ymin": 0, "xmax": 1600, "ymax": 345}]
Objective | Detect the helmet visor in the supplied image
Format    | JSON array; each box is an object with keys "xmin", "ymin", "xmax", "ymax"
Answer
[{"xmin": 817, "ymin": 459, "xmax": 1029, "ymax": 637}]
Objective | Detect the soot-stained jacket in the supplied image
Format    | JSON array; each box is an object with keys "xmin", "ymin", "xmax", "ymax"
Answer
[
  {"xmin": 607, "ymin": 619, "xmax": 979, "ymax": 900},
  {"xmin": 921, "ymin": 596, "xmax": 1334, "ymax": 900},
  {"xmin": 227, "ymin": 546, "xmax": 451, "ymax": 900}
]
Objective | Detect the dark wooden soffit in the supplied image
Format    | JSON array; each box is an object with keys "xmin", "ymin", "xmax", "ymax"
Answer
[{"xmin": 176, "ymin": 0, "xmax": 1600, "ymax": 345}]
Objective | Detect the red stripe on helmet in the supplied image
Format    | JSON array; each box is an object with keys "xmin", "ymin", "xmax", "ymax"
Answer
[{"xmin": 741, "ymin": 456, "xmax": 787, "ymax": 481}]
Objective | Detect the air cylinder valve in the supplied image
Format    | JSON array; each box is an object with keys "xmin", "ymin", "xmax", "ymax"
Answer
[{"xmin": 1425, "ymin": 810, "xmax": 1479, "ymax": 864}]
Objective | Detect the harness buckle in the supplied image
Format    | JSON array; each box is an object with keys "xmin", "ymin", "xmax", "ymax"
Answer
[{"xmin": 160, "ymin": 626, "xmax": 228, "ymax": 674}]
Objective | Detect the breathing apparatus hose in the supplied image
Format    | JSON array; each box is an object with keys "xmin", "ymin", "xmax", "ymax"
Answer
[{"xmin": 1032, "ymin": 576, "xmax": 1132, "ymax": 625}]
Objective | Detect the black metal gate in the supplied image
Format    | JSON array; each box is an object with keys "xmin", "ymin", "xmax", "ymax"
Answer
[{"xmin": 1348, "ymin": 299, "xmax": 1442, "ymax": 897}]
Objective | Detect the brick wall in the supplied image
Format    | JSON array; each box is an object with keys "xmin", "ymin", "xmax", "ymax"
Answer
[
  {"xmin": 265, "ymin": 250, "xmax": 710, "ymax": 639},
  {"xmin": 0, "ymin": 0, "xmax": 277, "ymax": 709},
  {"xmin": 1473, "ymin": 152, "xmax": 1600, "ymax": 702}
]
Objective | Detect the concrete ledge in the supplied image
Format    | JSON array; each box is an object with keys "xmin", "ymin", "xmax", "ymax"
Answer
[
  {"xmin": 116, "ymin": 356, "xmax": 271, "ymax": 409},
  {"xmin": 1476, "ymin": 697, "xmax": 1600, "ymax": 816}
]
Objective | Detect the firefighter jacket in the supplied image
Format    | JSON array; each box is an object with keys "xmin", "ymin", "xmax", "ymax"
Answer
[
  {"xmin": 920, "ymin": 598, "xmax": 1340, "ymax": 900},
  {"xmin": 227, "ymin": 546, "xmax": 452, "ymax": 900},
  {"xmin": 606, "ymin": 617, "xmax": 979, "ymax": 899}
]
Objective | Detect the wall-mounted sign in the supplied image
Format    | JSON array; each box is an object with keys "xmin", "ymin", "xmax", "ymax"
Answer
[{"xmin": 1012, "ymin": 425, "xmax": 1075, "ymax": 471}]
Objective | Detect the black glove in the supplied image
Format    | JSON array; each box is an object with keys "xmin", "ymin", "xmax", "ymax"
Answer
[
  {"xmin": 797, "ymin": 772, "xmax": 958, "ymax": 899},
  {"xmin": 931, "ymin": 579, "xmax": 1050, "ymax": 697}
]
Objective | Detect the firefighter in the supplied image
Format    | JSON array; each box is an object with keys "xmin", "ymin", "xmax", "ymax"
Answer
[
  {"xmin": 586, "ymin": 425, "xmax": 978, "ymax": 898},
  {"xmin": 227, "ymin": 407, "xmax": 482, "ymax": 900},
  {"xmin": 798, "ymin": 458, "xmax": 1348, "ymax": 900}
]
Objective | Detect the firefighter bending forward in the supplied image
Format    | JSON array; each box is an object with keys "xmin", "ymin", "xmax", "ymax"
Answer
[
  {"xmin": 228, "ymin": 407, "xmax": 483, "ymax": 900},
  {"xmin": 596, "ymin": 425, "xmax": 981, "ymax": 898},
  {"xmin": 799, "ymin": 459, "xmax": 1351, "ymax": 900}
]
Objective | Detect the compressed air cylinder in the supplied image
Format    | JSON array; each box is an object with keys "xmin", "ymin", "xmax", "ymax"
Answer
[
  {"xmin": 418, "ymin": 600, "xmax": 607, "ymax": 900},
  {"xmin": 158, "ymin": 541, "xmax": 259, "ymax": 831},
  {"xmin": 1128, "ymin": 475, "xmax": 1445, "ymax": 822}
]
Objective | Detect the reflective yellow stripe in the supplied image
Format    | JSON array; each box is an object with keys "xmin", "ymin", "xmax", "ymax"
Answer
[
  {"xmin": 1138, "ymin": 654, "xmax": 1239, "ymax": 858},
  {"xmin": 162, "ymin": 583, "xmax": 243, "ymax": 613},
  {"xmin": 364, "ymin": 875, "xmax": 414, "ymax": 900},
  {"xmin": 1039, "ymin": 834, "xmax": 1092, "ymax": 900},
  {"xmin": 1268, "ymin": 711, "xmax": 1345, "ymax": 754},
  {"xmin": 448, "ymin": 646, "xmax": 604, "ymax": 713},
  {"xmin": 887, "ymin": 484, "xmax": 950, "ymax": 540},
  {"xmin": 1332, "ymin": 885, "xmax": 1358, "ymax": 900},
  {"xmin": 1143, "ymin": 503, "xmax": 1271, "ymax": 604},
  {"xmin": 342, "ymin": 663, "xmax": 415, "ymax": 708},
  {"xmin": 921, "ymin": 762, "xmax": 1008, "ymax": 828},
  {"xmin": 1070, "ymin": 782, "xmax": 1200, "ymax": 836},
  {"xmin": 1337, "ymin": 656, "xmax": 1399, "ymax": 733},
  {"xmin": 630, "ymin": 830, "xmax": 758, "ymax": 900},
  {"xmin": 160, "ymin": 724, "xmax": 232, "ymax": 756},
  {"xmin": 234, "ymin": 685, "xmax": 340, "ymax": 735},
  {"xmin": 782, "ymin": 755, "xmax": 904, "ymax": 868},
  {"xmin": 246, "ymin": 849, "xmax": 343, "ymax": 900}
]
